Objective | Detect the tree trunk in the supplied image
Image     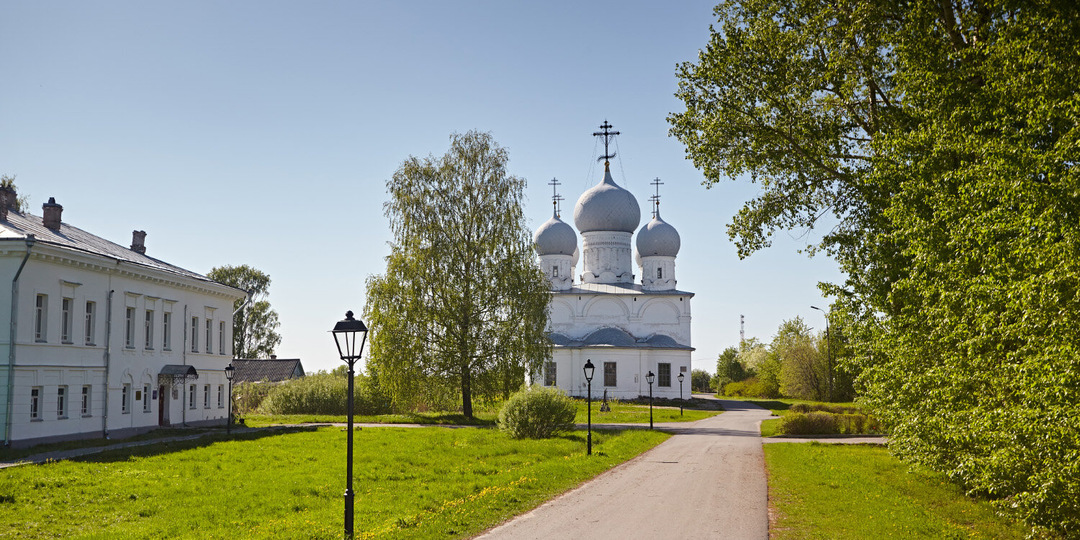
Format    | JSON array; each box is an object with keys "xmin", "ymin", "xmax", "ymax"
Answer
[{"xmin": 461, "ymin": 365, "xmax": 473, "ymax": 418}]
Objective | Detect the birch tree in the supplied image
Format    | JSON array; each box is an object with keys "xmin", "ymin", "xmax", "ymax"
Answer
[{"xmin": 364, "ymin": 131, "xmax": 551, "ymax": 418}]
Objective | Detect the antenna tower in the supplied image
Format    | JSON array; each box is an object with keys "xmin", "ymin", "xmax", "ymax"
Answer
[{"xmin": 740, "ymin": 314, "xmax": 745, "ymax": 345}]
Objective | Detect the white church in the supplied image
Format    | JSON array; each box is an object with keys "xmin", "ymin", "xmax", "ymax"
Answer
[{"xmin": 531, "ymin": 122, "xmax": 693, "ymax": 400}]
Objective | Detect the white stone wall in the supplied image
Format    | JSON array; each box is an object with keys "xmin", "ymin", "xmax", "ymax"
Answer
[{"xmin": 580, "ymin": 231, "xmax": 635, "ymax": 284}]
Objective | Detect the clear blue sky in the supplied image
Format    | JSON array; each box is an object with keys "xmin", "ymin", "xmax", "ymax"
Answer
[{"xmin": 0, "ymin": 1, "xmax": 844, "ymax": 374}]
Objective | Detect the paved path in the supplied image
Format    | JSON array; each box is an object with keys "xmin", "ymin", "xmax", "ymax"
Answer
[{"xmin": 475, "ymin": 398, "xmax": 774, "ymax": 540}]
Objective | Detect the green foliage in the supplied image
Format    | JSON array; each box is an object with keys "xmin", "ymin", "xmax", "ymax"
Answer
[
  {"xmin": 713, "ymin": 346, "xmax": 747, "ymax": 390},
  {"xmin": 771, "ymin": 317, "xmax": 830, "ymax": 401},
  {"xmin": 364, "ymin": 131, "xmax": 552, "ymax": 418},
  {"xmin": 255, "ymin": 373, "xmax": 391, "ymax": 416},
  {"xmin": 0, "ymin": 426, "xmax": 669, "ymax": 538},
  {"xmin": 778, "ymin": 411, "xmax": 879, "ymax": 436},
  {"xmin": 206, "ymin": 264, "xmax": 281, "ymax": 359},
  {"xmin": 673, "ymin": 1, "xmax": 1080, "ymax": 533},
  {"xmin": 690, "ymin": 369, "xmax": 713, "ymax": 392},
  {"xmin": 723, "ymin": 377, "xmax": 771, "ymax": 398},
  {"xmin": 498, "ymin": 387, "xmax": 576, "ymax": 439}
]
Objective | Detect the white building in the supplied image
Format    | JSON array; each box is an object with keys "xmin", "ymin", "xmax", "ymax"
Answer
[
  {"xmin": 532, "ymin": 125, "xmax": 693, "ymax": 400},
  {"xmin": 0, "ymin": 188, "xmax": 246, "ymax": 447}
]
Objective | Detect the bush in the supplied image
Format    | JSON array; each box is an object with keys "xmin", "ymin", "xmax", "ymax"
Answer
[
  {"xmin": 498, "ymin": 387, "xmax": 576, "ymax": 439},
  {"xmin": 780, "ymin": 412, "xmax": 840, "ymax": 435},
  {"xmin": 724, "ymin": 377, "xmax": 770, "ymax": 397},
  {"xmin": 256, "ymin": 373, "xmax": 391, "ymax": 416},
  {"xmin": 778, "ymin": 410, "xmax": 881, "ymax": 435}
]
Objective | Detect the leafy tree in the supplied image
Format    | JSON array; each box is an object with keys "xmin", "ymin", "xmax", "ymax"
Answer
[
  {"xmin": 207, "ymin": 265, "xmax": 282, "ymax": 359},
  {"xmin": 364, "ymin": 131, "xmax": 551, "ymax": 418},
  {"xmin": 690, "ymin": 369, "xmax": 713, "ymax": 393},
  {"xmin": 770, "ymin": 317, "xmax": 828, "ymax": 401},
  {"xmin": 672, "ymin": 1, "xmax": 1080, "ymax": 533},
  {"xmin": 713, "ymin": 346, "xmax": 747, "ymax": 390}
]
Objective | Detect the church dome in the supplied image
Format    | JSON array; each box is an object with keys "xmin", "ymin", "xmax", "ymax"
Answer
[
  {"xmin": 573, "ymin": 166, "xmax": 640, "ymax": 233},
  {"xmin": 533, "ymin": 212, "xmax": 577, "ymax": 256},
  {"xmin": 636, "ymin": 210, "xmax": 681, "ymax": 257}
]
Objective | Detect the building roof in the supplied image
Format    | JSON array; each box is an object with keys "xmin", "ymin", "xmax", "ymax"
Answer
[
  {"xmin": 0, "ymin": 208, "xmax": 225, "ymax": 286},
  {"xmin": 232, "ymin": 358, "xmax": 305, "ymax": 383},
  {"xmin": 573, "ymin": 165, "xmax": 641, "ymax": 234},
  {"xmin": 553, "ymin": 282, "xmax": 694, "ymax": 297},
  {"xmin": 549, "ymin": 328, "xmax": 694, "ymax": 350}
]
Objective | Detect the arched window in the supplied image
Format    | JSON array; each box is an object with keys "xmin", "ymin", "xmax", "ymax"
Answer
[{"xmin": 552, "ymin": 266, "xmax": 559, "ymax": 277}]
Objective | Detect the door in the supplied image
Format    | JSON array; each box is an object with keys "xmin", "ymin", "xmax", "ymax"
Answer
[{"xmin": 158, "ymin": 385, "xmax": 167, "ymax": 426}]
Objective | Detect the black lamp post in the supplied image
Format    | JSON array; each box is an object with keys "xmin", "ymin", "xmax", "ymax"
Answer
[
  {"xmin": 645, "ymin": 371, "xmax": 655, "ymax": 429},
  {"xmin": 583, "ymin": 359, "xmax": 595, "ymax": 455},
  {"xmin": 224, "ymin": 363, "xmax": 235, "ymax": 434},
  {"xmin": 677, "ymin": 372, "xmax": 685, "ymax": 416},
  {"xmin": 811, "ymin": 305, "xmax": 834, "ymax": 401},
  {"xmin": 331, "ymin": 311, "xmax": 368, "ymax": 540}
]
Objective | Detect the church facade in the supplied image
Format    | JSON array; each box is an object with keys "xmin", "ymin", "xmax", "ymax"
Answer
[{"xmin": 531, "ymin": 124, "xmax": 693, "ymax": 400}]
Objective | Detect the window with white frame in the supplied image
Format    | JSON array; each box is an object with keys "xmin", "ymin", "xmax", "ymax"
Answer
[
  {"xmin": 190, "ymin": 317, "xmax": 199, "ymax": 353},
  {"xmin": 544, "ymin": 361, "xmax": 557, "ymax": 386},
  {"xmin": 145, "ymin": 310, "xmax": 154, "ymax": 350},
  {"xmin": 61, "ymin": 298, "xmax": 73, "ymax": 343},
  {"xmin": 203, "ymin": 384, "xmax": 210, "ymax": 408},
  {"xmin": 658, "ymin": 363, "xmax": 672, "ymax": 387},
  {"xmin": 81, "ymin": 385, "xmax": 91, "ymax": 416},
  {"xmin": 189, "ymin": 384, "xmax": 196, "ymax": 409},
  {"xmin": 205, "ymin": 319, "xmax": 212, "ymax": 354},
  {"xmin": 218, "ymin": 321, "xmax": 225, "ymax": 355},
  {"xmin": 57, "ymin": 386, "xmax": 67, "ymax": 418},
  {"xmin": 34, "ymin": 294, "xmax": 47, "ymax": 342},
  {"xmin": 143, "ymin": 384, "xmax": 151, "ymax": 412},
  {"xmin": 122, "ymin": 384, "xmax": 131, "ymax": 414},
  {"xmin": 217, "ymin": 384, "xmax": 224, "ymax": 408},
  {"xmin": 125, "ymin": 307, "xmax": 135, "ymax": 348},
  {"xmin": 162, "ymin": 312, "xmax": 171, "ymax": 350},
  {"xmin": 85, "ymin": 301, "xmax": 96, "ymax": 345},
  {"xmin": 30, "ymin": 387, "xmax": 41, "ymax": 420}
]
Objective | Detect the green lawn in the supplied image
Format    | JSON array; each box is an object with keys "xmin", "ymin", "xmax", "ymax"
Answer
[
  {"xmin": 765, "ymin": 443, "xmax": 1028, "ymax": 539},
  {"xmin": 0, "ymin": 426, "xmax": 668, "ymax": 539},
  {"xmin": 573, "ymin": 400, "xmax": 717, "ymax": 424}
]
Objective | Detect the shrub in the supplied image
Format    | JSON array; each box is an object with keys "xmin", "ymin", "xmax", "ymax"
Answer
[
  {"xmin": 780, "ymin": 412, "xmax": 840, "ymax": 435},
  {"xmin": 256, "ymin": 373, "xmax": 391, "ymax": 416},
  {"xmin": 724, "ymin": 377, "xmax": 769, "ymax": 397},
  {"xmin": 498, "ymin": 386, "xmax": 576, "ymax": 439}
]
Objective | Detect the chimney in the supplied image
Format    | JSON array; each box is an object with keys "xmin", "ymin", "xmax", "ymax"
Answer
[
  {"xmin": 42, "ymin": 197, "xmax": 63, "ymax": 230},
  {"xmin": 131, "ymin": 230, "xmax": 147, "ymax": 254},
  {"xmin": 0, "ymin": 186, "xmax": 12, "ymax": 221},
  {"xmin": 270, "ymin": 354, "xmax": 277, "ymax": 360}
]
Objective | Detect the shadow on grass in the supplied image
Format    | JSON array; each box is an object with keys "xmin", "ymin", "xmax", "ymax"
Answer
[
  {"xmin": 721, "ymin": 399, "xmax": 790, "ymax": 412},
  {"xmin": 69, "ymin": 426, "xmax": 317, "ymax": 465}
]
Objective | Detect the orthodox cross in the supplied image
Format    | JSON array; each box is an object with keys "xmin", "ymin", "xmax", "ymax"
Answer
[
  {"xmin": 548, "ymin": 177, "xmax": 564, "ymax": 217},
  {"xmin": 592, "ymin": 120, "xmax": 620, "ymax": 163},
  {"xmin": 650, "ymin": 177, "xmax": 664, "ymax": 218}
]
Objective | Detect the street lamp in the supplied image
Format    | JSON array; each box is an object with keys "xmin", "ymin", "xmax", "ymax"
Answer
[
  {"xmin": 645, "ymin": 371, "xmax": 655, "ymax": 429},
  {"xmin": 224, "ymin": 363, "xmax": 235, "ymax": 434},
  {"xmin": 331, "ymin": 310, "xmax": 368, "ymax": 540},
  {"xmin": 811, "ymin": 305, "xmax": 834, "ymax": 401},
  {"xmin": 677, "ymin": 372, "xmax": 685, "ymax": 416},
  {"xmin": 583, "ymin": 359, "xmax": 595, "ymax": 455}
]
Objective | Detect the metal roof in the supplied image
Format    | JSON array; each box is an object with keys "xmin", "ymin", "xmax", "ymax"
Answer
[
  {"xmin": 549, "ymin": 328, "xmax": 694, "ymax": 350},
  {"xmin": 0, "ymin": 208, "xmax": 221, "ymax": 285},
  {"xmin": 553, "ymin": 282, "xmax": 694, "ymax": 297},
  {"xmin": 231, "ymin": 358, "xmax": 305, "ymax": 383}
]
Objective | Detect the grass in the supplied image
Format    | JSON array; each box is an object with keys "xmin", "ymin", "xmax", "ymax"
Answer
[
  {"xmin": 765, "ymin": 443, "xmax": 1028, "ymax": 539},
  {"xmin": 243, "ymin": 400, "xmax": 717, "ymax": 428},
  {"xmin": 0, "ymin": 426, "xmax": 668, "ymax": 539}
]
